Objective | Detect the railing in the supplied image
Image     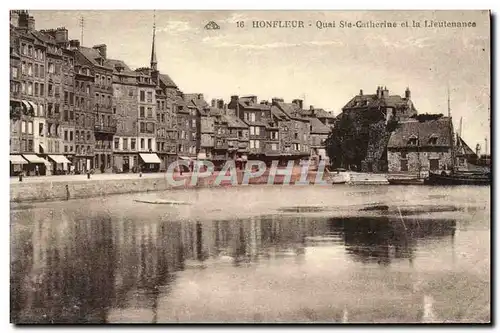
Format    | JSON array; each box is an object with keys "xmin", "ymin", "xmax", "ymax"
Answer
[{"xmin": 94, "ymin": 124, "xmax": 117, "ymax": 134}]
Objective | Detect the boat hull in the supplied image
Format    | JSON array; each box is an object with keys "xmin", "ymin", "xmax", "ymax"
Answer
[
  {"xmin": 424, "ymin": 173, "xmax": 490, "ymax": 186},
  {"xmin": 388, "ymin": 178, "xmax": 425, "ymax": 185}
]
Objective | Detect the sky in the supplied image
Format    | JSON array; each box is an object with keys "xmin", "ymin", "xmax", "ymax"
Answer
[{"xmin": 30, "ymin": 10, "xmax": 491, "ymax": 151}]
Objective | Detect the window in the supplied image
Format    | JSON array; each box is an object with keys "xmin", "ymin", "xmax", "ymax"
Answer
[
  {"xmin": 70, "ymin": 131, "xmax": 73, "ymax": 141},
  {"xmin": 255, "ymin": 127, "xmax": 260, "ymax": 135},
  {"xmin": 147, "ymin": 91, "xmax": 153, "ymax": 103},
  {"xmin": 114, "ymin": 138, "xmax": 120, "ymax": 149},
  {"xmin": 34, "ymin": 64, "xmax": 39, "ymax": 77},
  {"xmin": 408, "ymin": 138, "xmax": 418, "ymax": 146},
  {"xmin": 255, "ymin": 140, "xmax": 260, "ymax": 149},
  {"xmin": 64, "ymin": 130, "xmax": 68, "ymax": 141},
  {"xmin": 271, "ymin": 143, "xmax": 278, "ymax": 151},
  {"xmin": 250, "ymin": 113, "xmax": 256, "ymax": 122},
  {"xmin": 48, "ymin": 62, "xmax": 54, "ymax": 74},
  {"xmin": 40, "ymin": 84, "xmax": 44, "ymax": 97},
  {"xmin": 250, "ymin": 126, "xmax": 255, "ymax": 135},
  {"xmin": 401, "ymin": 151, "xmax": 407, "ymax": 159},
  {"xmin": 21, "ymin": 43, "xmax": 26, "ymax": 55},
  {"xmin": 147, "ymin": 123, "xmax": 154, "ymax": 133},
  {"xmin": 161, "ymin": 114, "xmax": 165, "ymax": 123},
  {"xmin": 28, "ymin": 139, "xmax": 33, "ymax": 152},
  {"xmin": 34, "ymin": 83, "xmax": 39, "ymax": 96},
  {"xmin": 140, "ymin": 90, "xmax": 145, "ymax": 102},
  {"xmin": 429, "ymin": 137, "xmax": 438, "ymax": 145},
  {"xmin": 11, "ymin": 66, "xmax": 18, "ymax": 79},
  {"xmin": 39, "ymin": 123, "xmax": 44, "ymax": 136},
  {"xmin": 250, "ymin": 140, "xmax": 255, "ymax": 149},
  {"xmin": 28, "ymin": 45, "xmax": 33, "ymax": 57},
  {"xmin": 107, "ymin": 76, "xmax": 111, "ymax": 86},
  {"xmin": 27, "ymin": 82, "xmax": 33, "ymax": 95},
  {"xmin": 28, "ymin": 121, "xmax": 33, "ymax": 134},
  {"xmin": 40, "ymin": 65, "xmax": 45, "ymax": 78},
  {"xmin": 70, "ymin": 93, "xmax": 74, "ymax": 106},
  {"xmin": 270, "ymin": 131, "xmax": 278, "ymax": 140},
  {"xmin": 21, "ymin": 121, "xmax": 26, "ymax": 133},
  {"xmin": 27, "ymin": 63, "xmax": 33, "ymax": 76},
  {"xmin": 140, "ymin": 106, "xmax": 145, "ymax": 118},
  {"xmin": 148, "ymin": 138, "xmax": 152, "ymax": 150},
  {"xmin": 192, "ymin": 119, "xmax": 196, "ymax": 128},
  {"xmin": 128, "ymin": 88, "xmax": 133, "ymax": 97},
  {"xmin": 140, "ymin": 138, "xmax": 145, "ymax": 149},
  {"xmin": 21, "ymin": 82, "xmax": 26, "ymax": 94},
  {"xmin": 86, "ymin": 85, "xmax": 90, "ymax": 94},
  {"xmin": 64, "ymin": 145, "xmax": 68, "ymax": 153},
  {"xmin": 147, "ymin": 107, "xmax": 152, "ymax": 118},
  {"xmin": 131, "ymin": 138, "xmax": 136, "ymax": 150}
]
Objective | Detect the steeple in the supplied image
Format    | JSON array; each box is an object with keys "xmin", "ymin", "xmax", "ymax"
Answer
[{"xmin": 150, "ymin": 10, "xmax": 157, "ymax": 71}]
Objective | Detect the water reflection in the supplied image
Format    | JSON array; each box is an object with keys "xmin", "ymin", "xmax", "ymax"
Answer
[{"xmin": 11, "ymin": 207, "xmax": 459, "ymax": 323}]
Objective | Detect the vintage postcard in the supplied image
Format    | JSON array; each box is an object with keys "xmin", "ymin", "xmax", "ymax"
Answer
[{"xmin": 9, "ymin": 10, "xmax": 490, "ymax": 324}]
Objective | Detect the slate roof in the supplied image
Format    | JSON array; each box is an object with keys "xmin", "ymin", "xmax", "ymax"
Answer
[
  {"xmin": 300, "ymin": 108, "xmax": 335, "ymax": 119},
  {"xmin": 78, "ymin": 46, "xmax": 113, "ymax": 69},
  {"xmin": 270, "ymin": 105, "xmax": 289, "ymax": 120},
  {"xmin": 387, "ymin": 117, "xmax": 453, "ymax": 148},
  {"xmin": 224, "ymin": 115, "xmax": 248, "ymax": 128},
  {"xmin": 343, "ymin": 92, "xmax": 417, "ymax": 114},
  {"xmin": 309, "ymin": 117, "xmax": 331, "ymax": 134},
  {"xmin": 159, "ymin": 74, "xmax": 177, "ymax": 88},
  {"xmin": 106, "ymin": 58, "xmax": 136, "ymax": 76}
]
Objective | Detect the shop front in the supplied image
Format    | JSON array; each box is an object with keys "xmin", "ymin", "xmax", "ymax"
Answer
[
  {"xmin": 48, "ymin": 155, "xmax": 72, "ymax": 175},
  {"xmin": 21, "ymin": 154, "xmax": 50, "ymax": 176},
  {"xmin": 138, "ymin": 153, "xmax": 162, "ymax": 173},
  {"xmin": 10, "ymin": 155, "xmax": 28, "ymax": 176}
]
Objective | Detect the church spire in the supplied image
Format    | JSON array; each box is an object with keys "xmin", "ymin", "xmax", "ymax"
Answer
[{"xmin": 150, "ymin": 10, "xmax": 157, "ymax": 71}]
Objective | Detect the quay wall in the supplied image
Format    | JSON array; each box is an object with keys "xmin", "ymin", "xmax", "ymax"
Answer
[{"xmin": 10, "ymin": 171, "xmax": 330, "ymax": 203}]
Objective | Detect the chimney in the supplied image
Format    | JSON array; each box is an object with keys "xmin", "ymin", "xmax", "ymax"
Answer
[
  {"xmin": 93, "ymin": 44, "xmax": 107, "ymax": 59},
  {"xmin": 292, "ymin": 99, "xmax": 303, "ymax": 109},
  {"xmin": 382, "ymin": 86, "xmax": 389, "ymax": 98},
  {"xmin": 69, "ymin": 39, "xmax": 80, "ymax": 50},
  {"xmin": 230, "ymin": 95, "xmax": 240, "ymax": 118},
  {"xmin": 18, "ymin": 11, "xmax": 35, "ymax": 31},
  {"xmin": 376, "ymin": 86, "xmax": 382, "ymax": 98},
  {"xmin": 10, "ymin": 11, "xmax": 19, "ymax": 27},
  {"xmin": 217, "ymin": 99, "xmax": 224, "ymax": 109},
  {"xmin": 55, "ymin": 27, "xmax": 68, "ymax": 43},
  {"xmin": 360, "ymin": 89, "xmax": 363, "ymax": 96},
  {"xmin": 405, "ymin": 87, "xmax": 411, "ymax": 99}
]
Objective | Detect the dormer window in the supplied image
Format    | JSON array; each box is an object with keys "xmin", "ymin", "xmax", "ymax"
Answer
[
  {"xmin": 429, "ymin": 134, "xmax": 438, "ymax": 145},
  {"xmin": 408, "ymin": 134, "xmax": 418, "ymax": 146}
]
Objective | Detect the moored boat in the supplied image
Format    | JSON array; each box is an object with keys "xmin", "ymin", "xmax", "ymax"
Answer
[
  {"xmin": 388, "ymin": 178, "xmax": 425, "ymax": 185},
  {"xmin": 424, "ymin": 171, "xmax": 490, "ymax": 186}
]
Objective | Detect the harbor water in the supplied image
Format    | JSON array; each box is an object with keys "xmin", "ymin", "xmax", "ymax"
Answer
[{"xmin": 10, "ymin": 185, "xmax": 490, "ymax": 323}]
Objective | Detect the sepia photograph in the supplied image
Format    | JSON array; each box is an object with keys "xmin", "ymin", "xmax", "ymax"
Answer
[{"xmin": 8, "ymin": 9, "xmax": 491, "ymax": 324}]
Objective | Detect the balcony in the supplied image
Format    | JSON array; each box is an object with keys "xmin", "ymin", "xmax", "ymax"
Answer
[{"xmin": 94, "ymin": 124, "xmax": 117, "ymax": 134}]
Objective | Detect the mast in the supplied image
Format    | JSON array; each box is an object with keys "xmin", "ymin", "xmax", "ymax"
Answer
[{"xmin": 448, "ymin": 86, "xmax": 456, "ymax": 172}]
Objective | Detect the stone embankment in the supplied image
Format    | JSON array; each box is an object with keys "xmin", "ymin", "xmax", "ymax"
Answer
[{"xmin": 10, "ymin": 170, "xmax": 331, "ymax": 203}]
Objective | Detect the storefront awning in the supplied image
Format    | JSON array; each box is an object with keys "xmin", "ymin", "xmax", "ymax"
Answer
[
  {"xmin": 197, "ymin": 153, "xmax": 207, "ymax": 160},
  {"xmin": 139, "ymin": 153, "xmax": 162, "ymax": 164},
  {"xmin": 39, "ymin": 143, "xmax": 46, "ymax": 152},
  {"xmin": 27, "ymin": 101, "xmax": 36, "ymax": 110},
  {"xmin": 48, "ymin": 155, "xmax": 71, "ymax": 164},
  {"xmin": 178, "ymin": 156, "xmax": 191, "ymax": 160},
  {"xmin": 21, "ymin": 100, "xmax": 31, "ymax": 109},
  {"xmin": 10, "ymin": 155, "xmax": 28, "ymax": 164},
  {"xmin": 22, "ymin": 154, "xmax": 48, "ymax": 164}
]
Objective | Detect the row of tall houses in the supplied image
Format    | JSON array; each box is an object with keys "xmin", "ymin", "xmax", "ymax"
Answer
[{"xmin": 9, "ymin": 10, "xmax": 335, "ymax": 176}]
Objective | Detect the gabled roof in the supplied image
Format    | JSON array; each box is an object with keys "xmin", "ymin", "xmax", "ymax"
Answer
[
  {"xmin": 159, "ymin": 73, "xmax": 177, "ymax": 88},
  {"xmin": 270, "ymin": 105, "xmax": 289, "ymax": 120},
  {"xmin": 224, "ymin": 115, "xmax": 248, "ymax": 128},
  {"xmin": 388, "ymin": 117, "xmax": 453, "ymax": 148},
  {"xmin": 106, "ymin": 58, "xmax": 136, "ymax": 76},
  {"xmin": 343, "ymin": 93, "xmax": 416, "ymax": 113},
  {"xmin": 78, "ymin": 46, "xmax": 113, "ymax": 69},
  {"xmin": 455, "ymin": 136, "xmax": 476, "ymax": 156},
  {"xmin": 300, "ymin": 108, "xmax": 335, "ymax": 119},
  {"xmin": 309, "ymin": 117, "xmax": 331, "ymax": 134}
]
